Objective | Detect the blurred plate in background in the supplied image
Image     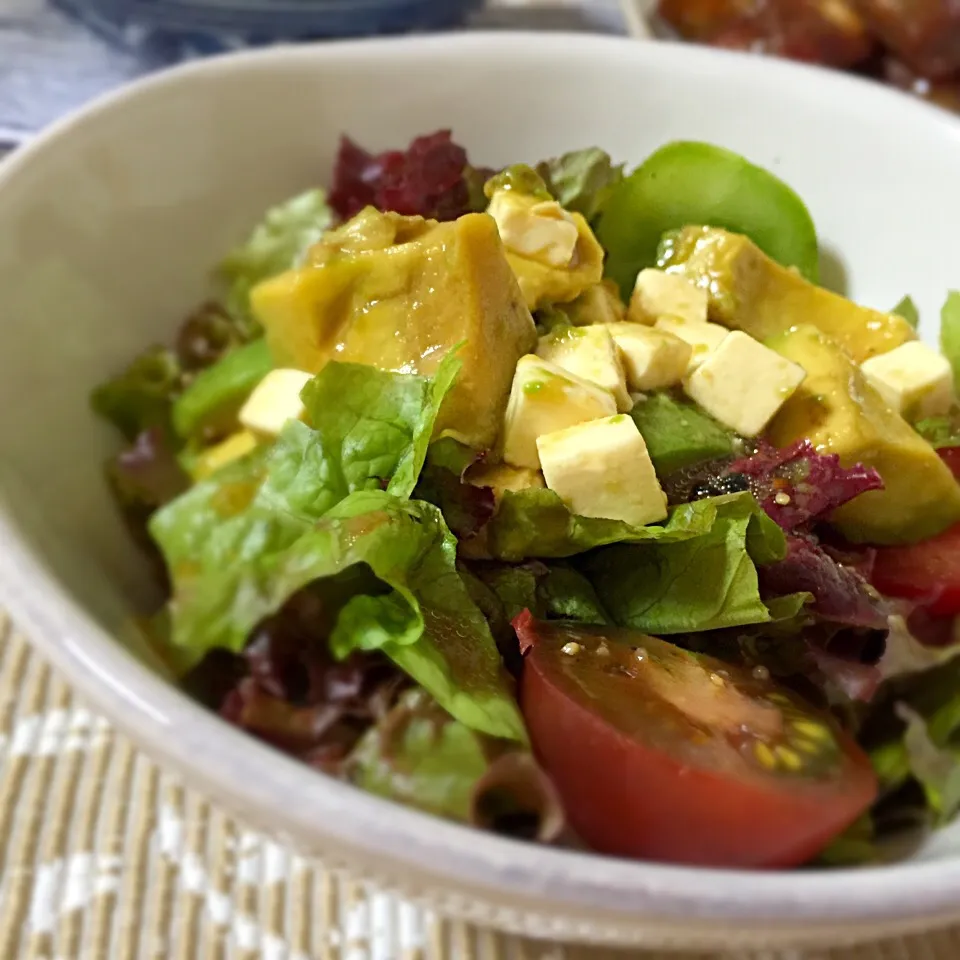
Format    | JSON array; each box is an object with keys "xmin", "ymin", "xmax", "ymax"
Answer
[
  {"xmin": 0, "ymin": 1, "xmax": 629, "ymax": 145},
  {"xmin": 51, "ymin": 0, "xmax": 484, "ymax": 50}
]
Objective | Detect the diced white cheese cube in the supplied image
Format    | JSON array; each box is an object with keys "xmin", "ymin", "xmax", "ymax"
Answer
[
  {"xmin": 605, "ymin": 322, "xmax": 693, "ymax": 392},
  {"xmin": 683, "ymin": 331, "xmax": 806, "ymax": 437},
  {"xmin": 537, "ymin": 415, "xmax": 668, "ymax": 526},
  {"xmin": 655, "ymin": 315, "xmax": 730, "ymax": 372},
  {"xmin": 628, "ymin": 268, "xmax": 708, "ymax": 325},
  {"xmin": 536, "ymin": 325, "xmax": 631, "ymax": 412},
  {"xmin": 565, "ymin": 281, "xmax": 626, "ymax": 327},
  {"xmin": 487, "ymin": 190, "xmax": 579, "ymax": 268},
  {"xmin": 239, "ymin": 368, "xmax": 313, "ymax": 438},
  {"xmin": 502, "ymin": 355, "xmax": 617, "ymax": 469},
  {"xmin": 465, "ymin": 462, "xmax": 545, "ymax": 502},
  {"xmin": 860, "ymin": 341, "xmax": 955, "ymax": 419}
]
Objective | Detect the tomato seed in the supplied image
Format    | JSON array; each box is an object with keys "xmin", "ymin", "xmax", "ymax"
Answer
[
  {"xmin": 776, "ymin": 746, "xmax": 802, "ymax": 771},
  {"xmin": 793, "ymin": 720, "xmax": 830, "ymax": 742},
  {"xmin": 754, "ymin": 742, "xmax": 777, "ymax": 769}
]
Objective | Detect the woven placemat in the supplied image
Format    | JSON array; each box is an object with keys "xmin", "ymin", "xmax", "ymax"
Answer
[{"xmin": 0, "ymin": 614, "xmax": 959, "ymax": 959}]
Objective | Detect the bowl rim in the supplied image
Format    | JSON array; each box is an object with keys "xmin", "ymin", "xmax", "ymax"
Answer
[{"xmin": 5, "ymin": 30, "xmax": 960, "ymax": 934}]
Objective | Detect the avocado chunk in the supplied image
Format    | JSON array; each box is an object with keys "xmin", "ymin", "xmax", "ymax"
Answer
[
  {"xmin": 767, "ymin": 325, "xmax": 960, "ymax": 545},
  {"xmin": 660, "ymin": 227, "xmax": 916, "ymax": 363},
  {"xmin": 250, "ymin": 209, "xmax": 537, "ymax": 450},
  {"xmin": 561, "ymin": 280, "xmax": 626, "ymax": 327},
  {"xmin": 502, "ymin": 208, "xmax": 605, "ymax": 311},
  {"xmin": 630, "ymin": 393, "xmax": 735, "ymax": 476},
  {"xmin": 484, "ymin": 167, "xmax": 605, "ymax": 311}
]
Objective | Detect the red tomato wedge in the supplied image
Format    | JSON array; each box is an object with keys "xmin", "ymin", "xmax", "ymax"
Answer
[
  {"xmin": 871, "ymin": 522, "xmax": 960, "ymax": 617},
  {"xmin": 514, "ymin": 612, "xmax": 877, "ymax": 869},
  {"xmin": 939, "ymin": 447, "xmax": 960, "ymax": 482}
]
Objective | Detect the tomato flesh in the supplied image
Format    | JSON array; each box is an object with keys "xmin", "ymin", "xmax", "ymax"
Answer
[
  {"xmin": 515, "ymin": 612, "xmax": 877, "ymax": 869},
  {"xmin": 869, "ymin": 450, "xmax": 960, "ymax": 616},
  {"xmin": 872, "ymin": 521, "xmax": 960, "ymax": 616},
  {"xmin": 939, "ymin": 447, "xmax": 960, "ymax": 482}
]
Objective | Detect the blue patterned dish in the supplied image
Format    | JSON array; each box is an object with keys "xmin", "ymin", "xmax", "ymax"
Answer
[{"xmin": 52, "ymin": 0, "xmax": 484, "ymax": 51}]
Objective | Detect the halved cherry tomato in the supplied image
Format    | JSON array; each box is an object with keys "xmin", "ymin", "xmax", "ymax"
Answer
[
  {"xmin": 872, "ymin": 521, "xmax": 960, "ymax": 616},
  {"xmin": 514, "ymin": 612, "xmax": 877, "ymax": 869}
]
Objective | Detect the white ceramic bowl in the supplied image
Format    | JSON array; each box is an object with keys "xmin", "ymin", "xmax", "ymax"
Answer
[{"xmin": 3, "ymin": 33, "xmax": 960, "ymax": 952}]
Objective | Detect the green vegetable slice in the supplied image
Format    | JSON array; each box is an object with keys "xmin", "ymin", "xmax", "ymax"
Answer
[
  {"xmin": 630, "ymin": 393, "xmax": 735, "ymax": 476},
  {"xmin": 891, "ymin": 295, "xmax": 920, "ymax": 330},
  {"xmin": 172, "ymin": 338, "xmax": 274, "ymax": 440},
  {"xmin": 596, "ymin": 141, "xmax": 819, "ymax": 299},
  {"xmin": 940, "ymin": 291, "xmax": 960, "ymax": 392}
]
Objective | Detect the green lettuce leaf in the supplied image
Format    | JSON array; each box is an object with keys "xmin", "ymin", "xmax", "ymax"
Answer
[
  {"xmin": 220, "ymin": 188, "xmax": 334, "ymax": 321},
  {"xmin": 296, "ymin": 352, "xmax": 460, "ymax": 504},
  {"xmin": 486, "ymin": 488, "xmax": 745, "ymax": 562},
  {"xmin": 469, "ymin": 561, "xmax": 609, "ymax": 628},
  {"xmin": 348, "ymin": 688, "xmax": 493, "ymax": 822},
  {"xmin": 536, "ymin": 566, "xmax": 610, "ymax": 624},
  {"xmin": 815, "ymin": 815, "xmax": 881, "ymax": 867},
  {"xmin": 630, "ymin": 393, "xmax": 736, "ymax": 476},
  {"xmin": 940, "ymin": 291, "xmax": 960, "ymax": 392},
  {"xmin": 276, "ymin": 493, "xmax": 527, "ymax": 741},
  {"xmin": 91, "ymin": 346, "xmax": 182, "ymax": 442},
  {"xmin": 881, "ymin": 615, "xmax": 960, "ymax": 682},
  {"xmin": 157, "ymin": 487, "xmax": 525, "ymax": 740},
  {"xmin": 891, "ymin": 295, "xmax": 920, "ymax": 330},
  {"xmin": 866, "ymin": 658, "xmax": 960, "ymax": 804},
  {"xmin": 536, "ymin": 148, "xmax": 624, "ymax": 222},
  {"xmin": 425, "ymin": 437, "xmax": 479, "ymax": 476},
  {"xmin": 464, "ymin": 563, "xmax": 541, "ymax": 639},
  {"xmin": 915, "ymin": 414, "xmax": 960, "ymax": 449},
  {"xmin": 581, "ymin": 493, "xmax": 792, "ymax": 634},
  {"xmin": 349, "ymin": 689, "xmax": 561, "ymax": 836},
  {"xmin": 152, "ymin": 356, "xmax": 459, "ymax": 651},
  {"xmin": 152, "ymin": 357, "xmax": 524, "ymax": 740},
  {"xmin": 897, "ymin": 703, "xmax": 960, "ymax": 826}
]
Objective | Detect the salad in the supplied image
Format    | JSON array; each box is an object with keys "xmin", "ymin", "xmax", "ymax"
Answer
[{"xmin": 92, "ymin": 130, "xmax": 960, "ymax": 870}]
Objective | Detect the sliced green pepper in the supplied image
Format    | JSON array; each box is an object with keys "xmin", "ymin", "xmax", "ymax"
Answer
[
  {"xmin": 596, "ymin": 141, "xmax": 820, "ymax": 299},
  {"xmin": 173, "ymin": 337, "xmax": 273, "ymax": 440}
]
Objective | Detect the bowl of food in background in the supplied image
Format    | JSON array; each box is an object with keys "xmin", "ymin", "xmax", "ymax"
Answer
[{"xmin": 642, "ymin": 0, "xmax": 960, "ymax": 115}]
